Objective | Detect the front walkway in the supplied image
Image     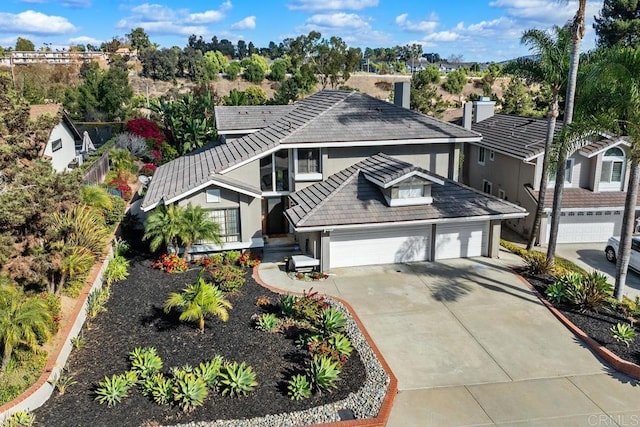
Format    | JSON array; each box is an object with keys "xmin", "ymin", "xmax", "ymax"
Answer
[{"xmin": 257, "ymin": 249, "xmax": 640, "ymax": 426}]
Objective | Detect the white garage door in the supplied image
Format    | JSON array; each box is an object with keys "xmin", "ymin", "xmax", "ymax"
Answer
[
  {"xmin": 435, "ymin": 222, "xmax": 489, "ymax": 260},
  {"xmin": 546, "ymin": 210, "xmax": 622, "ymax": 244},
  {"xmin": 329, "ymin": 226, "xmax": 431, "ymax": 268}
]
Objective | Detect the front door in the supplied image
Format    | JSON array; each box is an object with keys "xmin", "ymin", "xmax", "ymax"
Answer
[{"xmin": 262, "ymin": 197, "xmax": 288, "ymax": 236}]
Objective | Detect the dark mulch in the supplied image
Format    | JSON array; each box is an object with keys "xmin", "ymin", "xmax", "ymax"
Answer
[
  {"xmin": 35, "ymin": 258, "xmax": 366, "ymax": 427},
  {"xmin": 524, "ymin": 271, "xmax": 640, "ymax": 366}
]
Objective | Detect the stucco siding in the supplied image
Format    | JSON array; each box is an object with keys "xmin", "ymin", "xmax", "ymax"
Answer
[
  {"xmin": 43, "ymin": 122, "xmax": 76, "ymax": 173},
  {"xmin": 223, "ymin": 159, "xmax": 260, "ymax": 185}
]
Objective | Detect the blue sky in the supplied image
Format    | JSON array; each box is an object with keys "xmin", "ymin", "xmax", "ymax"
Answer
[{"xmin": 0, "ymin": 0, "xmax": 604, "ymax": 62}]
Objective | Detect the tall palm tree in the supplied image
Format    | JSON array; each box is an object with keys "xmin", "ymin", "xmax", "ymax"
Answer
[
  {"xmin": 143, "ymin": 204, "xmax": 185, "ymax": 253},
  {"xmin": 507, "ymin": 26, "xmax": 571, "ymax": 249},
  {"xmin": 179, "ymin": 204, "xmax": 222, "ymax": 260},
  {"xmin": 575, "ymin": 47, "xmax": 640, "ymax": 300},
  {"xmin": 164, "ymin": 277, "xmax": 232, "ymax": 333},
  {"xmin": 0, "ymin": 284, "xmax": 52, "ymax": 375},
  {"xmin": 547, "ymin": 0, "xmax": 587, "ymax": 263}
]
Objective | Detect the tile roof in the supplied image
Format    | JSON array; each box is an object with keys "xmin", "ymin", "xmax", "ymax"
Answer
[
  {"xmin": 578, "ymin": 136, "xmax": 629, "ymax": 158},
  {"xmin": 530, "ymin": 187, "xmax": 640, "ymax": 210},
  {"xmin": 286, "ymin": 153, "xmax": 527, "ymax": 228},
  {"xmin": 143, "ymin": 90, "xmax": 480, "ymax": 210},
  {"xmin": 471, "ymin": 114, "xmax": 559, "ymax": 160},
  {"xmin": 214, "ymin": 105, "xmax": 294, "ymax": 132}
]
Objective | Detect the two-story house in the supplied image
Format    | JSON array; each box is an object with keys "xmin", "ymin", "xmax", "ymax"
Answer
[
  {"xmin": 142, "ymin": 85, "xmax": 527, "ymax": 271},
  {"xmin": 462, "ymin": 98, "xmax": 633, "ymax": 244}
]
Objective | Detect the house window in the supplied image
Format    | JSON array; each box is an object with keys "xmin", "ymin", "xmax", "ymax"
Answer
[
  {"xmin": 297, "ymin": 148, "xmax": 321, "ymax": 174},
  {"xmin": 483, "ymin": 179, "xmax": 492, "ymax": 195},
  {"xmin": 600, "ymin": 147, "xmax": 625, "ymax": 188},
  {"xmin": 489, "ymin": 150, "xmax": 495, "ymax": 161},
  {"xmin": 548, "ymin": 159, "xmax": 574, "ymax": 185},
  {"xmin": 207, "ymin": 209, "xmax": 240, "ymax": 243},
  {"xmin": 260, "ymin": 151, "xmax": 289, "ymax": 192},
  {"xmin": 205, "ymin": 189, "xmax": 220, "ymax": 203},
  {"xmin": 51, "ymin": 138, "xmax": 62, "ymax": 152},
  {"xmin": 398, "ymin": 183, "xmax": 424, "ymax": 199},
  {"xmin": 478, "ymin": 147, "xmax": 486, "ymax": 165},
  {"xmin": 498, "ymin": 189, "xmax": 506, "ymax": 200}
]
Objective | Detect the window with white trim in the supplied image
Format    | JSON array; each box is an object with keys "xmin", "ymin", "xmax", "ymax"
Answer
[
  {"xmin": 296, "ymin": 148, "xmax": 321, "ymax": 174},
  {"xmin": 483, "ymin": 179, "xmax": 492, "ymax": 195},
  {"xmin": 600, "ymin": 147, "xmax": 625, "ymax": 189},
  {"xmin": 207, "ymin": 209, "xmax": 240, "ymax": 243},
  {"xmin": 260, "ymin": 150, "xmax": 289, "ymax": 192},
  {"xmin": 205, "ymin": 189, "xmax": 220, "ymax": 203},
  {"xmin": 398, "ymin": 183, "xmax": 424, "ymax": 199},
  {"xmin": 478, "ymin": 147, "xmax": 486, "ymax": 165},
  {"xmin": 548, "ymin": 158, "xmax": 574, "ymax": 185}
]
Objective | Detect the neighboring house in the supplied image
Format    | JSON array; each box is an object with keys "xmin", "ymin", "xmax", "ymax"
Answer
[
  {"xmin": 142, "ymin": 85, "xmax": 527, "ymax": 270},
  {"xmin": 462, "ymin": 98, "xmax": 633, "ymax": 244},
  {"xmin": 31, "ymin": 104, "xmax": 83, "ymax": 173}
]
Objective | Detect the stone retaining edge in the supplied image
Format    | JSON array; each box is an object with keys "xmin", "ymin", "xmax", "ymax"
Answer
[
  {"xmin": 0, "ymin": 247, "xmax": 114, "ymax": 422},
  {"xmin": 514, "ymin": 272, "xmax": 640, "ymax": 380},
  {"xmin": 252, "ymin": 266, "xmax": 398, "ymax": 427}
]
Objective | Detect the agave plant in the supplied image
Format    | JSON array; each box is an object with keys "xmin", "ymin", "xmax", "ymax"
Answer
[
  {"xmin": 218, "ymin": 361, "xmax": 258, "ymax": 397},
  {"xmin": 172, "ymin": 373, "xmax": 208, "ymax": 412},
  {"xmin": 309, "ymin": 355, "xmax": 341, "ymax": 392},
  {"xmin": 287, "ymin": 374, "xmax": 312, "ymax": 400},
  {"xmin": 95, "ymin": 374, "xmax": 131, "ymax": 406},
  {"xmin": 129, "ymin": 347, "xmax": 163, "ymax": 380}
]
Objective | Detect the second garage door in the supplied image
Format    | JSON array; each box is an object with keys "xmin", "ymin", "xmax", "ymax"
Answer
[
  {"xmin": 435, "ymin": 222, "xmax": 489, "ymax": 260},
  {"xmin": 545, "ymin": 210, "xmax": 622, "ymax": 244},
  {"xmin": 329, "ymin": 226, "xmax": 431, "ymax": 269}
]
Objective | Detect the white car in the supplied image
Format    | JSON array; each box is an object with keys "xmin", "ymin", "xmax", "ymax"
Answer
[{"xmin": 605, "ymin": 236, "xmax": 640, "ymax": 271}]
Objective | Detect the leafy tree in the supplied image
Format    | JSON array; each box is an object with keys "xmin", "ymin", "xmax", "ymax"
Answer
[
  {"xmin": 164, "ymin": 277, "xmax": 232, "ymax": 333},
  {"xmin": 245, "ymin": 86, "xmax": 267, "ymax": 105},
  {"xmin": 101, "ymin": 37, "xmax": 123, "ymax": 53},
  {"xmin": 269, "ymin": 60, "xmax": 287, "ymax": 82},
  {"xmin": 203, "ymin": 51, "xmax": 228, "ymax": 81},
  {"xmin": 506, "ymin": 26, "xmax": 571, "ymax": 249},
  {"xmin": 237, "ymin": 40, "xmax": 247, "ymax": 59},
  {"xmin": 594, "ymin": 0, "xmax": 640, "ymax": 48},
  {"xmin": 243, "ymin": 62, "xmax": 265, "ymax": 83},
  {"xmin": 312, "ymin": 36, "xmax": 356, "ymax": 89},
  {"xmin": 414, "ymin": 66, "xmax": 440, "ymax": 86},
  {"xmin": 224, "ymin": 88, "xmax": 248, "ymax": 106},
  {"xmin": 140, "ymin": 48, "xmax": 180, "ymax": 81},
  {"xmin": 442, "ymin": 69, "xmax": 467, "ymax": 95},
  {"xmin": 501, "ymin": 78, "xmax": 535, "ymax": 116},
  {"xmin": 225, "ymin": 62, "xmax": 241, "ymax": 80},
  {"xmin": 179, "ymin": 204, "xmax": 221, "ymax": 260},
  {"xmin": 270, "ymin": 78, "xmax": 300, "ymax": 105},
  {"xmin": 178, "ymin": 48, "xmax": 206, "ymax": 82},
  {"xmin": 248, "ymin": 41, "xmax": 257, "ymax": 56},
  {"xmin": 15, "ymin": 37, "xmax": 35, "ymax": 51},
  {"xmin": 0, "ymin": 283, "xmax": 51, "ymax": 375},
  {"xmin": 143, "ymin": 204, "xmax": 185, "ymax": 253},
  {"xmin": 126, "ymin": 27, "xmax": 151, "ymax": 51},
  {"xmin": 293, "ymin": 64, "xmax": 317, "ymax": 93},
  {"xmin": 218, "ymin": 39, "xmax": 235, "ymax": 57},
  {"xmin": 410, "ymin": 84, "xmax": 447, "ymax": 118}
]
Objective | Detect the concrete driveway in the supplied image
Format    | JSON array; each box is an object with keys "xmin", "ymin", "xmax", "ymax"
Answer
[
  {"xmin": 556, "ymin": 243, "xmax": 640, "ymax": 299},
  {"xmin": 258, "ymin": 250, "xmax": 640, "ymax": 426}
]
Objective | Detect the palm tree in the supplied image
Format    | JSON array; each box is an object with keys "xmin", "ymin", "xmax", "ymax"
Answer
[
  {"xmin": 164, "ymin": 277, "xmax": 232, "ymax": 333},
  {"xmin": 547, "ymin": 0, "xmax": 587, "ymax": 263},
  {"xmin": 179, "ymin": 204, "xmax": 222, "ymax": 260},
  {"xmin": 574, "ymin": 47, "xmax": 640, "ymax": 300},
  {"xmin": 143, "ymin": 204, "xmax": 185, "ymax": 253},
  {"xmin": 0, "ymin": 284, "xmax": 52, "ymax": 375},
  {"xmin": 506, "ymin": 26, "xmax": 571, "ymax": 249},
  {"xmin": 49, "ymin": 206, "xmax": 111, "ymax": 258}
]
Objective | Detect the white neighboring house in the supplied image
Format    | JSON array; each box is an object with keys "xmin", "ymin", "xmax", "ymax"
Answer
[{"xmin": 31, "ymin": 104, "xmax": 83, "ymax": 173}]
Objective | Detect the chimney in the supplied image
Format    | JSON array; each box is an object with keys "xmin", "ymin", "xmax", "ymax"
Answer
[
  {"xmin": 463, "ymin": 102, "xmax": 473, "ymax": 130},
  {"xmin": 394, "ymin": 81, "xmax": 410, "ymax": 109},
  {"xmin": 473, "ymin": 96, "xmax": 496, "ymax": 123}
]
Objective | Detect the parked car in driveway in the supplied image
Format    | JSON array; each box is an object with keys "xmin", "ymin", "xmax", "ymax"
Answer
[{"xmin": 605, "ymin": 236, "xmax": 640, "ymax": 272}]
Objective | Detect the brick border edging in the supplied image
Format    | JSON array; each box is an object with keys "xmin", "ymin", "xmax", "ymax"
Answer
[
  {"xmin": 513, "ymin": 271, "xmax": 640, "ymax": 380},
  {"xmin": 252, "ymin": 266, "xmax": 398, "ymax": 427}
]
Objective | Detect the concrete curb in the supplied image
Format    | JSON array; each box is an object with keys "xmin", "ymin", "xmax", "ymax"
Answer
[
  {"xmin": 252, "ymin": 265, "xmax": 398, "ymax": 427},
  {"xmin": 514, "ymin": 272, "xmax": 640, "ymax": 380}
]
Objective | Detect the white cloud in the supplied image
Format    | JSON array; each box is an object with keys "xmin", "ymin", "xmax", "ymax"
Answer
[
  {"xmin": 423, "ymin": 31, "xmax": 461, "ymax": 42},
  {"xmin": 188, "ymin": 10, "xmax": 226, "ymax": 24},
  {"xmin": 0, "ymin": 10, "xmax": 77, "ymax": 35},
  {"xmin": 19, "ymin": 0, "xmax": 91, "ymax": 7},
  {"xmin": 69, "ymin": 35, "xmax": 102, "ymax": 45},
  {"xmin": 230, "ymin": 16, "xmax": 256, "ymax": 30},
  {"xmin": 395, "ymin": 12, "xmax": 438, "ymax": 33},
  {"xmin": 288, "ymin": 0, "xmax": 378, "ymax": 11},
  {"xmin": 306, "ymin": 13, "xmax": 370, "ymax": 29}
]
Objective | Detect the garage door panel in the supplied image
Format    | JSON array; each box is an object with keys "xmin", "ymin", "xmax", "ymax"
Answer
[
  {"xmin": 435, "ymin": 222, "xmax": 489, "ymax": 260},
  {"xmin": 330, "ymin": 227, "xmax": 431, "ymax": 268},
  {"xmin": 546, "ymin": 211, "xmax": 622, "ymax": 244}
]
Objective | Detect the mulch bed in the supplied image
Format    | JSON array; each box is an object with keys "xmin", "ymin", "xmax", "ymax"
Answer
[
  {"xmin": 34, "ymin": 257, "xmax": 366, "ymax": 427},
  {"xmin": 523, "ymin": 271, "xmax": 640, "ymax": 366}
]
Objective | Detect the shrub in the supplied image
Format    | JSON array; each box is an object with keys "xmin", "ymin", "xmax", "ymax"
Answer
[
  {"xmin": 287, "ymin": 374, "xmax": 312, "ymax": 400},
  {"xmin": 255, "ymin": 296, "xmax": 272, "ymax": 308},
  {"xmin": 95, "ymin": 374, "xmax": 131, "ymax": 406},
  {"xmin": 281, "ymin": 289, "xmax": 327, "ymax": 322},
  {"xmin": 194, "ymin": 356, "xmax": 224, "ymax": 389},
  {"xmin": 545, "ymin": 282, "xmax": 567, "ymax": 305},
  {"xmin": 126, "ymin": 117, "xmax": 165, "ymax": 146},
  {"xmin": 106, "ymin": 177, "xmax": 132, "ymax": 200},
  {"xmin": 309, "ymin": 355, "xmax": 341, "ymax": 392},
  {"xmin": 63, "ymin": 277, "xmax": 86, "ymax": 298},
  {"xmin": 209, "ymin": 265, "xmax": 245, "ymax": 292},
  {"xmin": 2, "ymin": 410, "xmax": 35, "ymax": 427},
  {"xmin": 223, "ymin": 250, "xmax": 241, "ymax": 265},
  {"xmin": 129, "ymin": 347, "xmax": 163, "ymax": 380},
  {"xmin": 112, "ymin": 238, "xmax": 130, "ymax": 257},
  {"xmin": 104, "ymin": 195, "xmax": 126, "ymax": 227},
  {"xmin": 523, "ymin": 251, "xmax": 554, "ymax": 275},
  {"xmin": 611, "ymin": 323, "xmax": 636, "ymax": 347},
  {"xmin": 499, "ymin": 239, "xmax": 527, "ymax": 257},
  {"xmin": 196, "ymin": 253, "xmax": 225, "ymax": 269},
  {"xmin": 39, "ymin": 291, "xmax": 61, "ymax": 335},
  {"xmin": 565, "ymin": 271, "xmax": 612, "ymax": 312},
  {"xmin": 142, "ymin": 373, "xmax": 173, "ymax": 405},
  {"xmin": 327, "ymin": 333, "xmax": 353, "ymax": 360},
  {"xmin": 115, "ymin": 132, "xmax": 149, "ymax": 159},
  {"xmin": 317, "ymin": 308, "xmax": 346, "ymax": 337},
  {"xmin": 172, "ymin": 373, "xmax": 208, "ymax": 412},
  {"xmin": 255, "ymin": 313, "xmax": 279, "ymax": 332},
  {"xmin": 239, "ymin": 251, "xmax": 260, "ymax": 267},
  {"xmin": 139, "ymin": 163, "xmax": 158, "ymax": 176},
  {"xmin": 152, "ymin": 254, "xmax": 188, "ymax": 273},
  {"xmin": 0, "ymin": 350, "xmax": 47, "ymax": 406},
  {"xmin": 218, "ymin": 362, "xmax": 258, "ymax": 397},
  {"xmin": 86, "ymin": 287, "xmax": 110, "ymax": 320},
  {"xmin": 104, "ymin": 255, "xmax": 129, "ymax": 286}
]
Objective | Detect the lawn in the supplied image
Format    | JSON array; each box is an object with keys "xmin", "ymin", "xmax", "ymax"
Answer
[{"xmin": 34, "ymin": 256, "xmax": 388, "ymax": 426}]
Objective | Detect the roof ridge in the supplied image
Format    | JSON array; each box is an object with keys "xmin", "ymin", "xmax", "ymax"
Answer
[
  {"xmin": 297, "ymin": 166, "xmax": 360, "ymax": 227},
  {"xmin": 282, "ymin": 91, "xmax": 354, "ymax": 142}
]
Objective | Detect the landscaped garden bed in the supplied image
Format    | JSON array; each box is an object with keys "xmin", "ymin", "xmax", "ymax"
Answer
[{"xmin": 33, "ymin": 255, "xmax": 389, "ymax": 426}]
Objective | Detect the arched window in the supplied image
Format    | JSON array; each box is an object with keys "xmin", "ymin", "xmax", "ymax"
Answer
[{"xmin": 600, "ymin": 147, "xmax": 625, "ymax": 190}]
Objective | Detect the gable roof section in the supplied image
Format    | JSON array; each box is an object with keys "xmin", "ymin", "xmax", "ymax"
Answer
[
  {"xmin": 360, "ymin": 153, "xmax": 444, "ymax": 187},
  {"xmin": 471, "ymin": 114, "xmax": 558, "ymax": 161},
  {"xmin": 579, "ymin": 136, "xmax": 630, "ymax": 158},
  {"xmin": 214, "ymin": 105, "xmax": 294, "ymax": 133},
  {"xmin": 143, "ymin": 90, "xmax": 480, "ymax": 211},
  {"xmin": 286, "ymin": 154, "xmax": 527, "ymax": 230}
]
